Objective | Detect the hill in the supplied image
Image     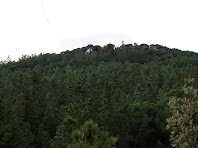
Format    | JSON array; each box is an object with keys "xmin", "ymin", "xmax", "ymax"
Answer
[{"xmin": 0, "ymin": 43, "xmax": 198, "ymax": 147}]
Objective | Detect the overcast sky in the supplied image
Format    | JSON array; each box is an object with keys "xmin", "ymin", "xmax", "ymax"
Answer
[{"xmin": 0, "ymin": 0, "xmax": 198, "ymax": 61}]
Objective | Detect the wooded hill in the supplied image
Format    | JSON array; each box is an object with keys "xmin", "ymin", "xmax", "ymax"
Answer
[{"xmin": 1, "ymin": 43, "xmax": 198, "ymax": 147}]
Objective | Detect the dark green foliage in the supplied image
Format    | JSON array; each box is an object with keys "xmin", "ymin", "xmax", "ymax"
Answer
[
  {"xmin": 0, "ymin": 89, "xmax": 34, "ymax": 148},
  {"xmin": 1, "ymin": 43, "xmax": 198, "ymax": 147},
  {"xmin": 68, "ymin": 120, "xmax": 118, "ymax": 148},
  {"xmin": 50, "ymin": 117, "xmax": 77, "ymax": 148}
]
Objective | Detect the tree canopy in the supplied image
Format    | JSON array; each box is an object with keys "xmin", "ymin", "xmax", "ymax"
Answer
[{"xmin": 0, "ymin": 43, "xmax": 198, "ymax": 147}]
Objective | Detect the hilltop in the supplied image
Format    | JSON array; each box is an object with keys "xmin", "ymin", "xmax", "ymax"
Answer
[{"xmin": 1, "ymin": 43, "xmax": 198, "ymax": 70}]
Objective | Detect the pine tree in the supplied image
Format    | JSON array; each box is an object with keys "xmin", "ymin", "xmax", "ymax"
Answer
[{"xmin": 68, "ymin": 120, "xmax": 118, "ymax": 148}]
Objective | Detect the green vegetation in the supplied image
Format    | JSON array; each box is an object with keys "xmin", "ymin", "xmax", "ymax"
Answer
[
  {"xmin": 68, "ymin": 120, "xmax": 117, "ymax": 148},
  {"xmin": 167, "ymin": 78, "xmax": 198, "ymax": 147},
  {"xmin": 0, "ymin": 43, "xmax": 198, "ymax": 147}
]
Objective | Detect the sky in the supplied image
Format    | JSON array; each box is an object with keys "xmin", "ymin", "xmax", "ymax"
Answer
[{"xmin": 0, "ymin": 0, "xmax": 198, "ymax": 61}]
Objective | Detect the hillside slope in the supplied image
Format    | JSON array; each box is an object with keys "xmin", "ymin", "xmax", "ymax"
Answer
[{"xmin": 0, "ymin": 43, "xmax": 198, "ymax": 148}]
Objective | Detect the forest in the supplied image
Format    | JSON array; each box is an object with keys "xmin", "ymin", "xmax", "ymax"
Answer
[{"xmin": 0, "ymin": 43, "xmax": 198, "ymax": 148}]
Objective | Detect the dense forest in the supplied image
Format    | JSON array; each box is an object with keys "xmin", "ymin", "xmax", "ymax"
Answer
[{"xmin": 0, "ymin": 43, "xmax": 198, "ymax": 148}]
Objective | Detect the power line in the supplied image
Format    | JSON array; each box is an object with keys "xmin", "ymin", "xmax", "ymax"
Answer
[{"xmin": 40, "ymin": 0, "xmax": 50, "ymax": 24}]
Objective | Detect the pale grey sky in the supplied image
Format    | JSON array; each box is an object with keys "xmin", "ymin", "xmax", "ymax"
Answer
[{"xmin": 0, "ymin": 0, "xmax": 198, "ymax": 61}]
